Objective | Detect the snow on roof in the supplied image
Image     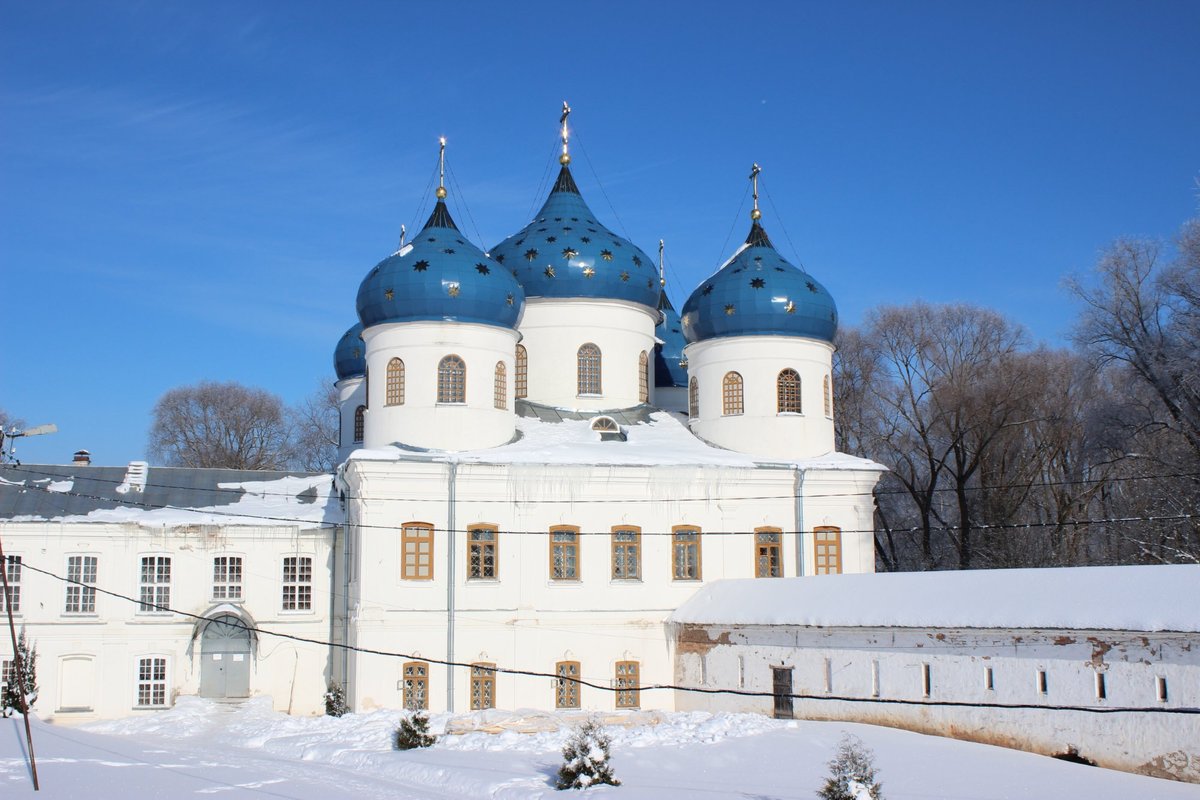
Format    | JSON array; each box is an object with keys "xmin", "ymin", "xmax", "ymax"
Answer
[
  {"xmin": 349, "ymin": 405, "xmax": 886, "ymax": 471},
  {"xmin": 670, "ymin": 565, "xmax": 1200, "ymax": 633},
  {"xmin": 0, "ymin": 464, "xmax": 340, "ymax": 528}
]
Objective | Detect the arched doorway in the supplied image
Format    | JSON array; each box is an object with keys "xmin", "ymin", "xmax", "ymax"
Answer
[{"xmin": 200, "ymin": 614, "xmax": 252, "ymax": 699}]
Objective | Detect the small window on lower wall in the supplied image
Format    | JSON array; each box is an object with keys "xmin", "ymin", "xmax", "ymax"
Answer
[
  {"xmin": 754, "ymin": 528, "xmax": 782, "ymax": 577},
  {"xmin": 1156, "ymin": 676, "xmax": 1168, "ymax": 702},
  {"xmin": 1095, "ymin": 671, "xmax": 1106, "ymax": 700},
  {"xmin": 556, "ymin": 661, "xmax": 581, "ymax": 709},
  {"xmin": 813, "ymin": 526, "xmax": 842, "ymax": 574},
  {"xmin": 615, "ymin": 661, "xmax": 640, "ymax": 709},
  {"xmin": 984, "ymin": 666, "xmax": 995, "ymax": 691},
  {"xmin": 1037, "ymin": 669, "xmax": 1048, "ymax": 695},
  {"xmin": 353, "ymin": 405, "xmax": 365, "ymax": 443},
  {"xmin": 470, "ymin": 663, "xmax": 496, "ymax": 710},
  {"xmin": 403, "ymin": 661, "xmax": 429, "ymax": 710},
  {"xmin": 921, "ymin": 663, "xmax": 931, "ymax": 698},
  {"xmin": 136, "ymin": 657, "xmax": 168, "ymax": 708}
]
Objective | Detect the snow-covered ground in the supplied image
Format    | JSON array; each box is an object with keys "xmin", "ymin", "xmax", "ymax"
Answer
[{"xmin": 2, "ymin": 698, "xmax": 1196, "ymax": 798}]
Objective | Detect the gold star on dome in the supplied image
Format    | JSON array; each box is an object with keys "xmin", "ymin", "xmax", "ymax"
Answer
[
  {"xmin": 544, "ymin": 266, "xmax": 556, "ymax": 278},
  {"xmin": 506, "ymin": 294, "xmax": 514, "ymax": 306},
  {"xmin": 352, "ymin": 348, "xmax": 361, "ymax": 358},
  {"xmin": 562, "ymin": 247, "xmax": 578, "ymax": 260},
  {"xmin": 601, "ymin": 249, "xmax": 613, "ymax": 261},
  {"xmin": 619, "ymin": 271, "xmax": 630, "ymax": 281},
  {"xmin": 384, "ymin": 288, "xmax": 394, "ymax": 301},
  {"xmin": 583, "ymin": 267, "xmax": 595, "ymax": 278},
  {"xmin": 447, "ymin": 282, "xmax": 460, "ymax": 297},
  {"xmin": 785, "ymin": 301, "xmax": 796, "ymax": 314},
  {"xmin": 725, "ymin": 304, "xmax": 736, "ymax": 316}
]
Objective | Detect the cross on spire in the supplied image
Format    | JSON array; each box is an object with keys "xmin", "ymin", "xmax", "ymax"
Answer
[
  {"xmin": 560, "ymin": 101, "xmax": 572, "ymax": 165},
  {"xmin": 436, "ymin": 137, "xmax": 448, "ymax": 199},
  {"xmin": 659, "ymin": 239, "xmax": 665, "ymax": 287},
  {"xmin": 749, "ymin": 163, "xmax": 762, "ymax": 221}
]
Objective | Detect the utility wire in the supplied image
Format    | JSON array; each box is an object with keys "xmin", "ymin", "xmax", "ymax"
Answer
[{"xmin": 12, "ymin": 560, "xmax": 1197, "ymax": 716}]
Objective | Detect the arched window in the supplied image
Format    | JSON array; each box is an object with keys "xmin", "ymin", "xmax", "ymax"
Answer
[
  {"xmin": 688, "ymin": 377, "xmax": 699, "ymax": 419},
  {"xmin": 722, "ymin": 372, "xmax": 744, "ymax": 416},
  {"xmin": 638, "ymin": 351, "xmax": 649, "ymax": 403},
  {"xmin": 777, "ymin": 369, "xmax": 801, "ymax": 414},
  {"xmin": 386, "ymin": 358, "xmax": 404, "ymax": 406},
  {"xmin": 437, "ymin": 355, "xmax": 466, "ymax": 404},
  {"xmin": 515, "ymin": 345, "xmax": 528, "ymax": 399},
  {"xmin": 353, "ymin": 405, "xmax": 365, "ymax": 442},
  {"xmin": 577, "ymin": 343, "xmax": 602, "ymax": 396},
  {"xmin": 494, "ymin": 361, "xmax": 507, "ymax": 410},
  {"xmin": 824, "ymin": 374, "xmax": 833, "ymax": 418}
]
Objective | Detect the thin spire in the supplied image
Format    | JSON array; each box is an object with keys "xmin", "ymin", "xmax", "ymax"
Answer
[
  {"xmin": 749, "ymin": 163, "xmax": 762, "ymax": 221},
  {"xmin": 422, "ymin": 137, "xmax": 458, "ymax": 230},
  {"xmin": 659, "ymin": 239, "xmax": 665, "ymax": 287},
  {"xmin": 436, "ymin": 136, "xmax": 448, "ymax": 199},
  {"xmin": 559, "ymin": 101, "xmax": 572, "ymax": 165}
]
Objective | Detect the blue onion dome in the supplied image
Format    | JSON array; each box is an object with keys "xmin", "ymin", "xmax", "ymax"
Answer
[
  {"xmin": 489, "ymin": 165, "xmax": 659, "ymax": 308},
  {"xmin": 357, "ymin": 200, "xmax": 524, "ymax": 330},
  {"xmin": 333, "ymin": 322, "xmax": 366, "ymax": 380},
  {"xmin": 680, "ymin": 219, "xmax": 838, "ymax": 343},
  {"xmin": 654, "ymin": 286, "xmax": 689, "ymax": 388}
]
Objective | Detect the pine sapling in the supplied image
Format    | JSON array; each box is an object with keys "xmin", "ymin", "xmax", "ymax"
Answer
[
  {"xmin": 818, "ymin": 734, "xmax": 883, "ymax": 800},
  {"xmin": 324, "ymin": 682, "xmax": 347, "ymax": 717},
  {"xmin": 556, "ymin": 720, "xmax": 620, "ymax": 790},
  {"xmin": 1, "ymin": 628, "xmax": 37, "ymax": 718},
  {"xmin": 394, "ymin": 711, "xmax": 436, "ymax": 750}
]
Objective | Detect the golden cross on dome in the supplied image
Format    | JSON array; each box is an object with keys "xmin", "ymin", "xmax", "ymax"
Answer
[
  {"xmin": 749, "ymin": 163, "xmax": 762, "ymax": 221},
  {"xmin": 436, "ymin": 137, "xmax": 447, "ymax": 199},
  {"xmin": 560, "ymin": 101, "xmax": 572, "ymax": 165}
]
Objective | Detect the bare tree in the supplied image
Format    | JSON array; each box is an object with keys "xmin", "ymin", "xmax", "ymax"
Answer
[
  {"xmin": 290, "ymin": 380, "xmax": 340, "ymax": 473},
  {"xmin": 149, "ymin": 381, "xmax": 294, "ymax": 469}
]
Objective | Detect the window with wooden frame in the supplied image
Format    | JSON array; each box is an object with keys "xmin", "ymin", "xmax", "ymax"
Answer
[
  {"xmin": 403, "ymin": 661, "xmax": 429, "ymax": 710},
  {"xmin": 136, "ymin": 656, "xmax": 168, "ymax": 707},
  {"xmin": 493, "ymin": 361, "xmax": 507, "ymax": 409},
  {"xmin": 615, "ymin": 660, "xmax": 640, "ymax": 708},
  {"xmin": 386, "ymin": 357, "xmax": 405, "ymax": 405},
  {"xmin": 282, "ymin": 556, "xmax": 312, "ymax": 610},
  {"xmin": 353, "ymin": 405, "xmax": 365, "ymax": 442},
  {"xmin": 1, "ymin": 555, "xmax": 20, "ymax": 613},
  {"xmin": 755, "ymin": 528, "xmax": 783, "ymax": 578},
  {"xmin": 467, "ymin": 525, "xmax": 497, "ymax": 580},
  {"xmin": 823, "ymin": 374, "xmax": 832, "ymax": 417},
  {"xmin": 212, "ymin": 556, "xmax": 243, "ymax": 601},
  {"xmin": 402, "ymin": 523, "xmax": 434, "ymax": 580},
  {"xmin": 611, "ymin": 527, "xmax": 641, "ymax": 580},
  {"xmin": 555, "ymin": 660, "xmax": 581, "ymax": 708},
  {"xmin": 550, "ymin": 526, "xmax": 580, "ymax": 581},
  {"xmin": 0, "ymin": 659, "xmax": 12, "ymax": 701},
  {"xmin": 722, "ymin": 371, "xmax": 744, "ymax": 415},
  {"xmin": 437, "ymin": 355, "xmax": 466, "ymax": 403},
  {"xmin": 813, "ymin": 526, "xmax": 842, "ymax": 574},
  {"xmin": 470, "ymin": 663, "xmax": 496, "ymax": 710},
  {"xmin": 138, "ymin": 556, "xmax": 171, "ymax": 612},
  {"xmin": 688, "ymin": 377, "xmax": 699, "ymax": 419},
  {"xmin": 577, "ymin": 343, "xmax": 602, "ymax": 395},
  {"xmin": 65, "ymin": 555, "xmax": 98, "ymax": 614},
  {"xmin": 515, "ymin": 345, "xmax": 528, "ymax": 399},
  {"xmin": 777, "ymin": 369, "xmax": 801, "ymax": 413},
  {"xmin": 671, "ymin": 526, "xmax": 702, "ymax": 581},
  {"xmin": 638, "ymin": 351, "xmax": 649, "ymax": 403}
]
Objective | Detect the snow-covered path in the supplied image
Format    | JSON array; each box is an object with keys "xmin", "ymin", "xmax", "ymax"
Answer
[{"xmin": 2, "ymin": 699, "xmax": 1197, "ymax": 799}]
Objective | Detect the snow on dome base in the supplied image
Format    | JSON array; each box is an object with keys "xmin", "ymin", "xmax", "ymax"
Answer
[
  {"xmin": 490, "ymin": 166, "xmax": 659, "ymax": 309},
  {"xmin": 681, "ymin": 221, "xmax": 837, "ymax": 344},
  {"xmin": 357, "ymin": 201, "xmax": 525, "ymax": 330}
]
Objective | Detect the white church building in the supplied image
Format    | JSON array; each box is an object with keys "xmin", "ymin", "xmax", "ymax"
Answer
[{"xmin": 1, "ymin": 115, "xmax": 883, "ymax": 721}]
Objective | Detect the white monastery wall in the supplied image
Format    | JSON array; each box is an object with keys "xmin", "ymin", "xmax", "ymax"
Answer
[
  {"xmin": 685, "ymin": 335, "xmax": 835, "ymax": 460},
  {"xmin": 672, "ymin": 623, "xmax": 1200, "ymax": 782},
  {"xmin": 0, "ymin": 521, "xmax": 334, "ymax": 724},
  {"xmin": 517, "ymin": 299, "xmax": 658, "ymax": 410}
]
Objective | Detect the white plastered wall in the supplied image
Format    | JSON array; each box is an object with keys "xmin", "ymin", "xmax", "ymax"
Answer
[
  {"xmin": 685, "ymin": 335, "xmax": 835, "ymax": 460},
  {"xmin": 518, "ymin": 298, "xmax": 658, "ymax": 410},
  {"xmin": 361, "ymin": 321, "xmax": 520, "ymax": 451}
]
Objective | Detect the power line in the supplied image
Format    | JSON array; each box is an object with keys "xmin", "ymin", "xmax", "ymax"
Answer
[
  {"xmin": 12, "ymin": 559, "xmax": 1196, "ymax": 716},
  {"xmin": 1, "ymin": 476, "xmax": 1196, "ymax": 538}
]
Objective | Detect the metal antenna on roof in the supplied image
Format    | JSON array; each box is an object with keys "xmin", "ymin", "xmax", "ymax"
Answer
[
  {"xmin": 559, "ymin": 101, "xmax": 572, "ymax": 165},
  {"xmin": 659, "ymin": 239, "xmax": 666, "ymax": 287},
  {"xmin": 749, "ymin": 163, "xmax": 762, "ymax": 221},
  {"xmin": 436, "ymin": 137, "xmax": 448, "ymax": 200}
]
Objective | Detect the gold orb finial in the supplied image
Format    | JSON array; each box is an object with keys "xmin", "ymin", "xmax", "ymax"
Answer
[
  {"xmin": 559, "ymin": 153, "xmax": 571, "ymax": 165},
  {"xmin": 436, "ymin": 186, "xmax": 447, "ymax": 199},
  {"xmin": 751, "ymin": 208, "xmax": 762, "ymax": 221}
]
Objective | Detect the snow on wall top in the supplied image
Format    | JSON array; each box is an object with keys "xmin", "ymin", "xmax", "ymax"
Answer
[
  {"xmin": 670, "ymin": 565, "xmax": 1200, "ymax": 633},
  {"xmin": 0, "ymin": 464, "xmax": 341, "ymax": 528},
  {"xmin": 348, "ymin": 404, "xmax": 887, "ymax": 471}
]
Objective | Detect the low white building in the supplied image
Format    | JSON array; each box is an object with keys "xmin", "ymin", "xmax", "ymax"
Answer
[
  {"xmin": 0, "ymin": 463, "xmax": 339, "ymax": 722},
  {"xmin": 669, "ymin": 565, "xmax": 1200, "ymax": 782}
]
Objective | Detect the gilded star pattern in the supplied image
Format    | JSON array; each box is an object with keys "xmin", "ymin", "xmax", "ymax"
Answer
[
  {"xmin": 583, "ymin": 267, "xmax": 595, "ymax": 278},
  {"xmin": 562, "ymin": 248, "xmax": 578, "ymax": 260},
  {"xmin": 601, "ymin": 250, "xmax": 613, "ymax": 261},
  {"xmin": 384, "ymin": 288, "xmax": 394, "ymax": 300},
  {"xmin": 447, "ymin": 283, "xmax": 460, "ymax": 297},
  {"xmin": 785, "ymin": 301, "xmax": 796, "ymax": 314},
  {"xmin": 525, "ymin": 249, "xmax": 539, "ymax": 261},
  {"xmin": 619, "ymin": 271, "xmax": 630, "ymax": 281},
  {"xmin": 724, "ymin": 304, "xmax": 736, "ymax": 315},
  {"xmin": 544, "ymin": 266, "xmax": 556, "ymax": 278},
  {"xmin": 506, "ymin": 294, "xmax": 514, "ymax": 306}
]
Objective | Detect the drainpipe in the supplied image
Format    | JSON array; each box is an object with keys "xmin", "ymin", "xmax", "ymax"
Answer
[
  {"xmin": 794, "ymin": 469, "xmax": 807, "ymax": 577},
  {"xmin": 446, "ymin": 459, "xmax": 457, "ymax": 712}
]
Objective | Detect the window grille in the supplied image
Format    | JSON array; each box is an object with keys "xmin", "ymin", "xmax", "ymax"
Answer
[
  {"xmin": 1, "ymin": 555, "xmax": 20, "ymax": 613},
  {"xmin": 550, "ymin": 527, "xmax": 580, "ymax": 580},
  {"xmin": 494, "ymin": 361, "xmax": 507, "ymax": 409},
  {"xmin": 555, "ymin": 661, "xmax": 581, "ymax": 708},
  {"xmin": 403, "ymin": 661, "xmax": 429, "ymax": 710},
  {"xmin": 754, "ymin": 528, "xmax": 782, "ymax": 577},
  {"xmin": 65, "ymin": 555, "xmax": 97, "ymax": 613},
  {"xmin": 688, "ymin": 377, "xmax": 699, "ymax": 419},
  {"xmin": 722, "ymin": 372, "xmax": 744, "ymax": 415},
  {"xmin": 777, "ymin": 368, "xmax": 801, "ymax": 413},
  {"xmin": 515, "ymin": 345, "xmax": 528, "ymax": 399},
  {"xmin": 638, "ymin": 351, "xmax": 649, "ymax": 403},
  {"xmin": 823, "ymin": 374, "xmax": 832, "ymax": 417},
  {"xmin": 282, "ymin": 556, "xmax": 312, "ymax": 610},
  {"xmin": 577, "ymin": 343, "xmax": 602, "ymax": 395},
  {"xmin": 137, "ymin": 657, "xmax": 168, "ymax": 707},
  {"xmin": 437, "ymin": 355, "xmax": 466, "ymax": 403},
  {"xmin": 212, "ymin": 556, "xmax": 243, "ymax": 600},
  {"xmin": 386, "ymin": 358, "xmax": 405, "ymax": 406},
  {"xmin": 353, "ymin": 405, "xmax": 365, "ymax": 442},
  {"xmin": 468, "ymin": 526, "xmax": 497, "ymax": 579},
  {"xmin": 470, "ymin": 663, "xmax": 496, "ymax": 710},
  {"xmin": 615, "ymin": 660, "xmax": 640, "ymax": 708},
  {"xmin": 672, "ymin": 527, "xmax": 701, "ymax": 580},
  {"xmin": 611, "ymin": 528, "xmax": 641, "ymax": 580},
  {"xmin": 139, "ymin": 556, "xmax": 171, "ymax": 612}
]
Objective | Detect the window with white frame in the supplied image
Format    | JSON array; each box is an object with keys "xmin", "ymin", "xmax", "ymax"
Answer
[
  {"xmin": 282, "ymin": 556, "xmax": 312, "ymax": 611},
  {"xmin": 1, "ymin": 555, "xmax": 20, "ymax": 613},
  {"xmin": 65, "ymin": 555, "xmax": 98, "ymax": 614},
  {"xmin": 139, "ymin": 556, "xmax": 171, "ymax": 612},
  {"xmin": 136, "ymin": 656, "xmax": 168, "ymax": 707},
  {"xmin": 212, "ymin": 556, "xmax": 243, "ymax": 601},
  {"xmin": 1, "ymin": 659, "xmax": 13, "ymax": 700}
]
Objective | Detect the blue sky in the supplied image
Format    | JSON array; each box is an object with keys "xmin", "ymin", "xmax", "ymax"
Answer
[{"xmin": 2, "ymin": 1, "xmax": 1198, "ymax": 467}]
